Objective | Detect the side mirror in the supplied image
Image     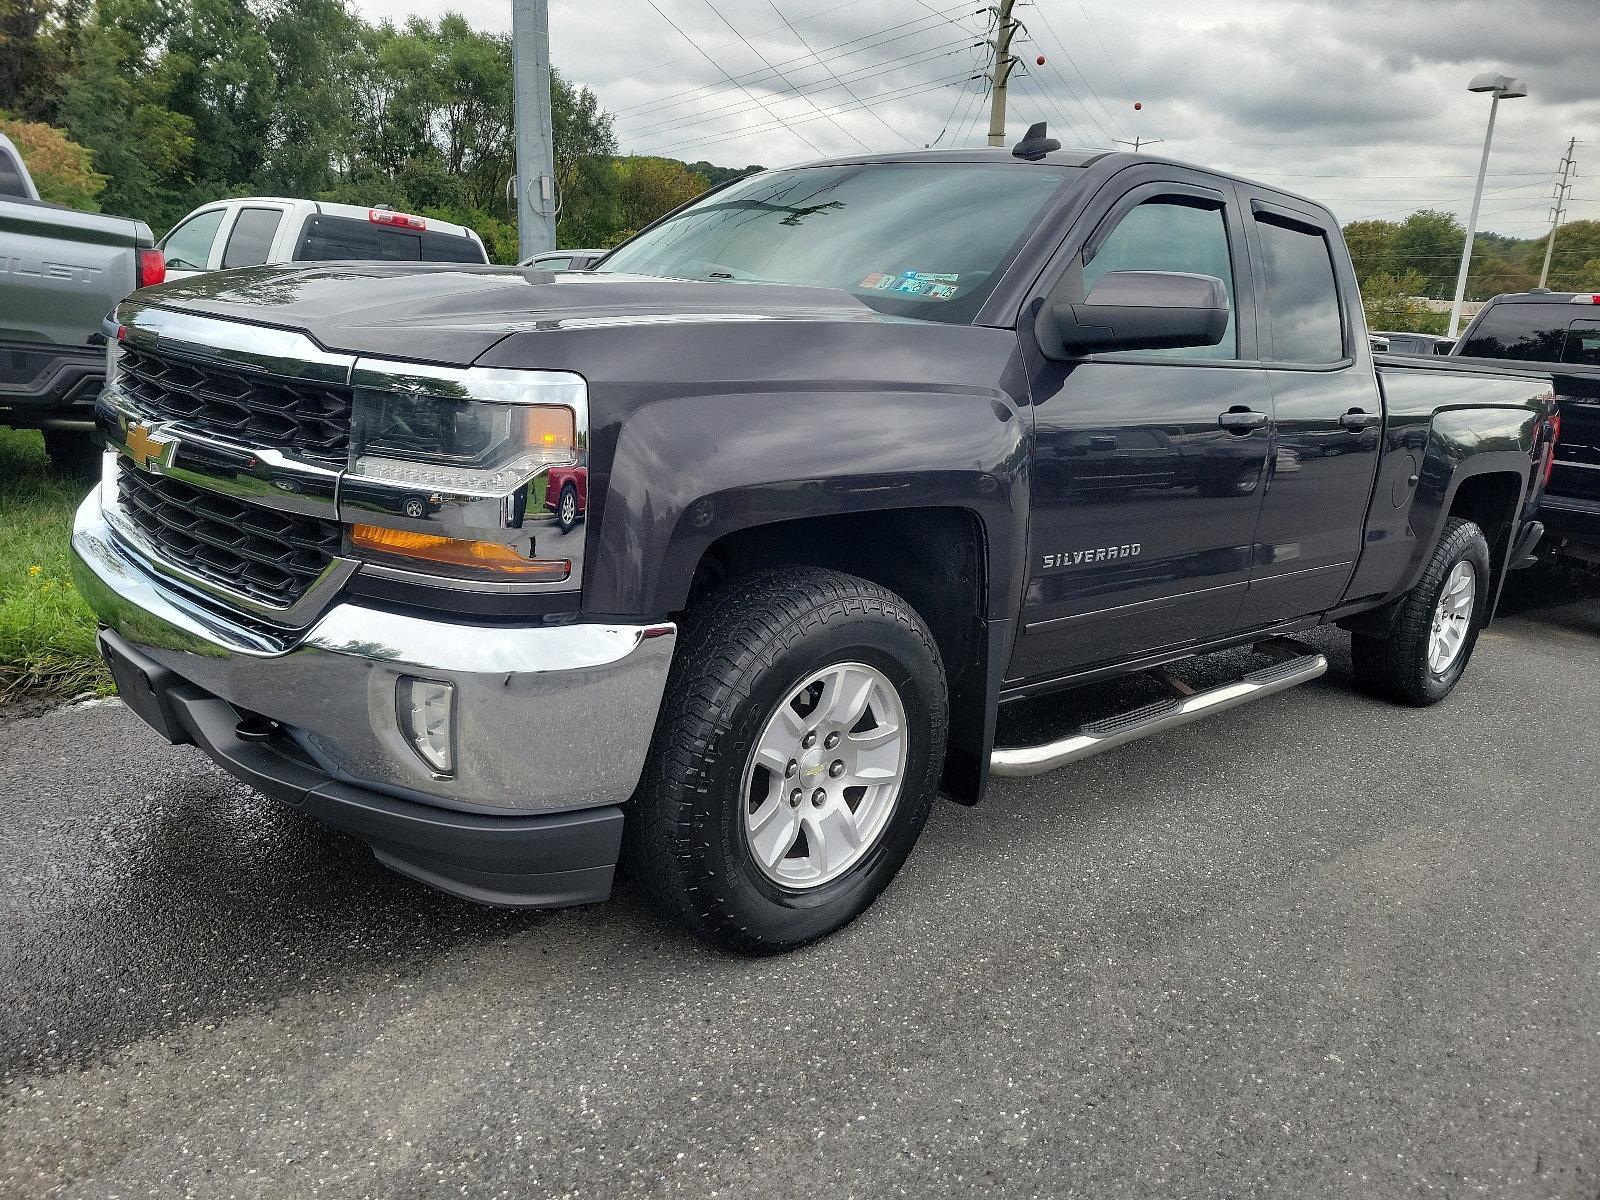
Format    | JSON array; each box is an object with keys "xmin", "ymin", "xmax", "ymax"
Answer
[{"xmin": 1037, "ymin": 269, "xmax": 1230, "ymax": 359}]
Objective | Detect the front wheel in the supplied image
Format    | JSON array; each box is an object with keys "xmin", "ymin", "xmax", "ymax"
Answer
[
  {"xmin": 626, "ymin": 568, "xmax": 948, "ymax": 952},
  {"xmin": 556, "ymin": 482, "xmax": 579, "ymax": 532},
  {"xmin": 1350, "ymin": 516, "xmax": 1492, "ymax": 706}
]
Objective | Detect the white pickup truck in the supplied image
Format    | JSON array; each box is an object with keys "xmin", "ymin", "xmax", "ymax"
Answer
[{"xmin": 157, "ymin": 198, "xmax": 489, "ymax": 282}]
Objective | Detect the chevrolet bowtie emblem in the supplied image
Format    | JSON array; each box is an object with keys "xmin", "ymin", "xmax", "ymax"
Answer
[{"xmin": 125, "ymin": 420, "xmax": 178, "ymax": 474}]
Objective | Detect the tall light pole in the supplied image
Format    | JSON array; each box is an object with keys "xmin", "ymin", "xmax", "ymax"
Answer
[
  {"xmin": 511, "ymin": 0, "xmax": 557, "ymax": 260},
  {"xmin": 1447, "ymin": 72, "xmax": 1527, "ymax": 338}
]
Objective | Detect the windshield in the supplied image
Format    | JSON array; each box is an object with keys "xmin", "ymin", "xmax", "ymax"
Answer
[{"xmin": 597, "ymin": 162, "xmax": 1076, "ymax": 323}]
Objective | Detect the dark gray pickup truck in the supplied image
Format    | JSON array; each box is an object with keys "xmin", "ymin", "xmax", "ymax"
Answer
[{"xmin": 71, "ymin": 137, "xmax": 1559, "ymax": 951}]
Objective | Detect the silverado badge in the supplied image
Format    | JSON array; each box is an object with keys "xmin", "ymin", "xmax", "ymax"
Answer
[{"xmin": 124, "ymin": 420, "xmax": 178, "ymax": 474}]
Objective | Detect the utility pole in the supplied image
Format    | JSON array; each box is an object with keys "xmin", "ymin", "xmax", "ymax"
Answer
[
  {"xmin": 1114, "ymin": 137, "xmax": 1163, "ymax": 152},
  {"xmin": 985, "ymin": 0, "xmax": 1020, "ymax": 147},
  {"xmin": 511, "ymin": 0, "xmax": 557, "ymax": 259},
  {"xmin": 1538, "ymin": 137, "xmax": 1577, "ymax": 289}
]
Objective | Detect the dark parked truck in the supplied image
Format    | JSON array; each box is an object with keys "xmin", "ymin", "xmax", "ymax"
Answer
[
  {"xmin": 71, "ymin": 139, "xmax": 1559, "ymax": 951},
  {"xmin": 1452, "ymin": 289, "xmax": 1600, "ymax": 569},
  {"xmin": 1, "ymin": 136, "xmax": 164, "ymax": 474}
]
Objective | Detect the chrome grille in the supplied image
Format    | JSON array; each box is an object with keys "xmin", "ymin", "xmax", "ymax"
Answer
[
  {"xmin": 115, "ymin": 459, "xmax": 342, "ymax": 608},
  {"xmin": 119, "ymin": 344, "xmax": 353, "ymax": 460}
]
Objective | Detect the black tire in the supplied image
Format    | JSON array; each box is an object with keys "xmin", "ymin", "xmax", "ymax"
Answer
[
  {"xmin": 556, "ymin": 482, "xmax": 579, "ymax": 532},
  {"xmin": 1350, "ymin": 516, "xmax": 1492, "ymax": 706},
  {"xmin": 626, "ymin": 567, "xmax": 948, "ymax": 953},
  {"xmin": 42, "ymin": 431, "xmax": 102, "ymax": 481}
]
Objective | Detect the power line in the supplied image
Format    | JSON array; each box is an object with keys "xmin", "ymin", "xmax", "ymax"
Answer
[
  {"xmin": 642, "ymin": 0, "xmax": 826, "ymax": 156},
  {"xmin": 618, "ymin": 32, "xmax": 980, "ymax": 136},
  {"xmin": 1023, "ymin": 2, "xmax": 1125, "ymax": 144},
  {"xmin": 767, "ymin": 0, "xmax": 921, "ymax": 148},
  {"xmin": 612, "ymin": 6, "xmax": 972, "ymax": 118},
  {"xmin": 1069, "ymin": 0, "xmax": 1150, "ymax": 134},
  {"xmin": 626, "ymin": 41, "xmax": 980, "ymax": 146},
  {"xmin": 698, "ymin": 0, "xmax": 872, "ymax": 152},
  {"xmin": 645, "ymin": 68, "xmax": 978, "ymax": 156}
]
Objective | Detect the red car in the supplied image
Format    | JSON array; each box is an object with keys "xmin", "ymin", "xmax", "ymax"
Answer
[{"xmin": 545, "ymin": 459, "xmax": 587, "ymax": 531}]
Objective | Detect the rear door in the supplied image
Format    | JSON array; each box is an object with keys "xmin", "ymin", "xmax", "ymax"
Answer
[
  {"xmin": 1011, "ymin": 166, "xmax": 1273, "ymax": 683},
  {"xmin": 217, "ymin": 205, "xmax": 288, "ymax": 270},
  {"xmin": 1234, "ymin": 195, "xmax": 1382, "ymax": 626}
]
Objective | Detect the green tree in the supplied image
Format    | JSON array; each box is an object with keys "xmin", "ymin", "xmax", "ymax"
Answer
[
  {"xmin": 1391, "ymin": 209, "xmax": 1464, "ymax": 298},
  {"xmin": 1541, "ymin": 220, "xmax": 1600, "ymax": 292},
  {"xmin": 1361, "ymin": 269, "xmax": 1430, "ymax": 331},
  {"xmin": 1467, "ymin": 254, "xmax": 1536, "ymax": 301},
  {"xmin": 59, "ymin": 2, "xmax": 194, "ymax": 230},
  {"xmin": 1343, "ymin": 218, "xmax": 1398, "ymax": 285},
  {"xmin": 0, "ymin": 113, "xmax": 106, "ymax": 207},
  {"xmin": 613, "ymin": 156, "xmax": 707, "ymax": 236}
]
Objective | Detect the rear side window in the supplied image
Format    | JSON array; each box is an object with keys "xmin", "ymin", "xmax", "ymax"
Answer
[
  {"xmin": 1255, "ymin": 215, "xmax": 1344, "ymax": 363},
  {"xmin": 297, "ymin": 216, "xmax": 421, "ymax": 262},
  {"xmin": 1460, "ymin": 302, "xmax": 1579, "ymax": 363},
  {"xmin": 162, "ymin": 208, "xmax": 227, "ymax": 270},
  {"xmin": 1084, "ymin": 198, "xmax": 1238, "ymax": 359},
  {"xmin": 421, "ymin": 230, "xmax": 487, "ymax": 263},
  {"xmin": 1564, "ymin": 320, "xmax": 1600, "ymax": 367},
  {"xmin": 222, "ymin": 207, "xmax": 284, "ymax": 269},
  {"xmin": 0, "ymin": 149, "xmax": 27, "ymax": 198}
]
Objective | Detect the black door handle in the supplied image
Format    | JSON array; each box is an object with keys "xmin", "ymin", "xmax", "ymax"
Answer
[
  {"xmin": 1218, "ymin": 407, "xmax": 1268, "ymax": 433},
  {"xmin": 1338, "ymin": 408, "xmax": 1381, "ymax": 431}
]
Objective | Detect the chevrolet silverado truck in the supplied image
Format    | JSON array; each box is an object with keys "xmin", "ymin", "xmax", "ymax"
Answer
[
  {"xmin": 71, "ymin": 133, "xmax": 1559, "ymax": 951},
  {"xmin": 1453, "ymin": 289, "xmax": 1600, "ymax": 570},
  {"xmin": 1, "ymin": 132, "xmax": 164, "ymax": 475}
]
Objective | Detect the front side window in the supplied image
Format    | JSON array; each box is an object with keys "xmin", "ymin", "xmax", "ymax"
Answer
[
  {"xmin": 162, "ymin": 209, "xmax": 227, "ymax": 270},
  {"xmin": 598, "ymin": 163, "xmax": 1076, "ymax": 324},
  {"xmin": 221, "ymin": 207, "xmax": 284, "ymax": 269},
  {"xmin": 1083, "ymin": 197, "xmax": 1238, "ymax": 359},
  {"xmin": 1256, "ymin": 215, "xmax": 1344, "ymax": 363}
]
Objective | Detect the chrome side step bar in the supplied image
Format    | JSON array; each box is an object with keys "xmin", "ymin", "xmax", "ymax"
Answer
[{"xmin": 990, "ymin": 640, "xmax": 1328, "ymax": 779}]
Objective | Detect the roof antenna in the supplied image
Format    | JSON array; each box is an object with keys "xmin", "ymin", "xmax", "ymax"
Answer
[{"xmin": 1012, "ymin": 121, "xmax": 1060, "ymax": 161}]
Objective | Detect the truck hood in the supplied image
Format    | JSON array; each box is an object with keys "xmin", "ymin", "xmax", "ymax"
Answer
[{"xmin": 135, "ymin": 262, "xmax": 888, "ymax": 363}]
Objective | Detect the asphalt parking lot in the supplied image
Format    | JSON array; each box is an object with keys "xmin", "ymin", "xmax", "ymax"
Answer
[{"xmin": 1, "ymin": 570, "xmax": 1596, "ymax": 1199}]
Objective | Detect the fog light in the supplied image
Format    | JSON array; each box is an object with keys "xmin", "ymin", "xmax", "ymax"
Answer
[{"xmin": 398, "ymin": 676, "xmax": 455, "ymax": 776}]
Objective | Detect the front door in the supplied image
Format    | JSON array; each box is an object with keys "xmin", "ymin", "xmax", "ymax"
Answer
[
  {"xmin": 1235, "ymin": 197, "xmax": 1382, "ymax": 626},
  {"xmin": 1010, "ymin": 173, "xmax": 1273, "ymax": 685}
]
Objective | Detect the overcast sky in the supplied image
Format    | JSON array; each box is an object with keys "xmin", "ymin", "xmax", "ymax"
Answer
[{"xmin": 350, "ymin": 0, "xmax": 1600, "ymax": 235}]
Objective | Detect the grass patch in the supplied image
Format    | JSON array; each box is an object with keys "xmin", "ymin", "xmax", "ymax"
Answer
[{"xmin": 0, "ymin": 428, "xmax": 111, "ymax": 707}]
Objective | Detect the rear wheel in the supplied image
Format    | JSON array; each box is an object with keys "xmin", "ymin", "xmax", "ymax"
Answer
[
  {"xmin": 42, "ymin": 431, "xmax": 101, "ymax": 481},
  {"xmin": 627, "ymin": 568, "xmax": 947, "ymax": 952},
  {"xmin": 1350, "ymin": 516, "xmax": 1492, "ymax": 706},
  {"xmin": 557, "ymin": 482, "xmax": 579, "ymax": 531}
]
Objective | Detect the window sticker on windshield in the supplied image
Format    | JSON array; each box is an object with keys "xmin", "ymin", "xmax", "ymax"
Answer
[{"xmin": 859, "ymin": 269, "xmax": 960, "ymax": 298}]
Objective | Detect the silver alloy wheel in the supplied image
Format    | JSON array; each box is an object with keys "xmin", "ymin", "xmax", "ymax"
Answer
[
  {"xmin": 741, "ymin": 661, "xmax": 909, "ymax": 890},
  {"xmin": 561, "ymin": 488, "xmax": 577, "ymax": 524},
  {"xmin": 1428, "ymin": 560, "xmax": 1476, "ymax": 674}
]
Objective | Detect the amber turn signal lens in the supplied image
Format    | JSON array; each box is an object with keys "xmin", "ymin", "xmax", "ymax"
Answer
[
  {"xmin": 525, "ymin": 405, "xmax": 575, "ymax": 456},
  {"xmin": 352, "ymin": 524, "xmax": 570, "ymax": 579}
]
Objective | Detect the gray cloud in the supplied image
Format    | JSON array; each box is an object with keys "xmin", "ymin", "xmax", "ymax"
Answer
[{"xmin": 351, "ymin": 0, "xmax": 1600, "ymax": 233}]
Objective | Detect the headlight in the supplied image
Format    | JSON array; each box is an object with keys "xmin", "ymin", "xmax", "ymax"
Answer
[
  {"xmin": 340, "ymin": 360, "xmax": 589, "ymax": 588},
  {"xmin": 348, "ymin": 363, "xmax": 584, "ymax": 493}
]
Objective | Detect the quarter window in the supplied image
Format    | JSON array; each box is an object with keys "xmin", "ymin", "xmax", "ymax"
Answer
[
  {"xmin": 221, "ymin": 207, "xmax": 284, "ymax": 269},
  {"xmin": 0, "ymin": 149, "xmax": 27, "ymax": 198},
  {"xmin": 1083, "ymin": 198, "xmax": 1238, "ymax": 359},
  {"xmin": 162, "ymin": 209, "xmax": 227, "ymax": 270},
  {"xmin": 1256, "ymin": 215, "xmax": 1344, "ymax": 363}
]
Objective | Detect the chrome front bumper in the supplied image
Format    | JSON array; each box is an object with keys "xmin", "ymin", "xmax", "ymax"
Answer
[{"xmin": 70, "ymin": 481, "xmax": 675, "ymax": 816}]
